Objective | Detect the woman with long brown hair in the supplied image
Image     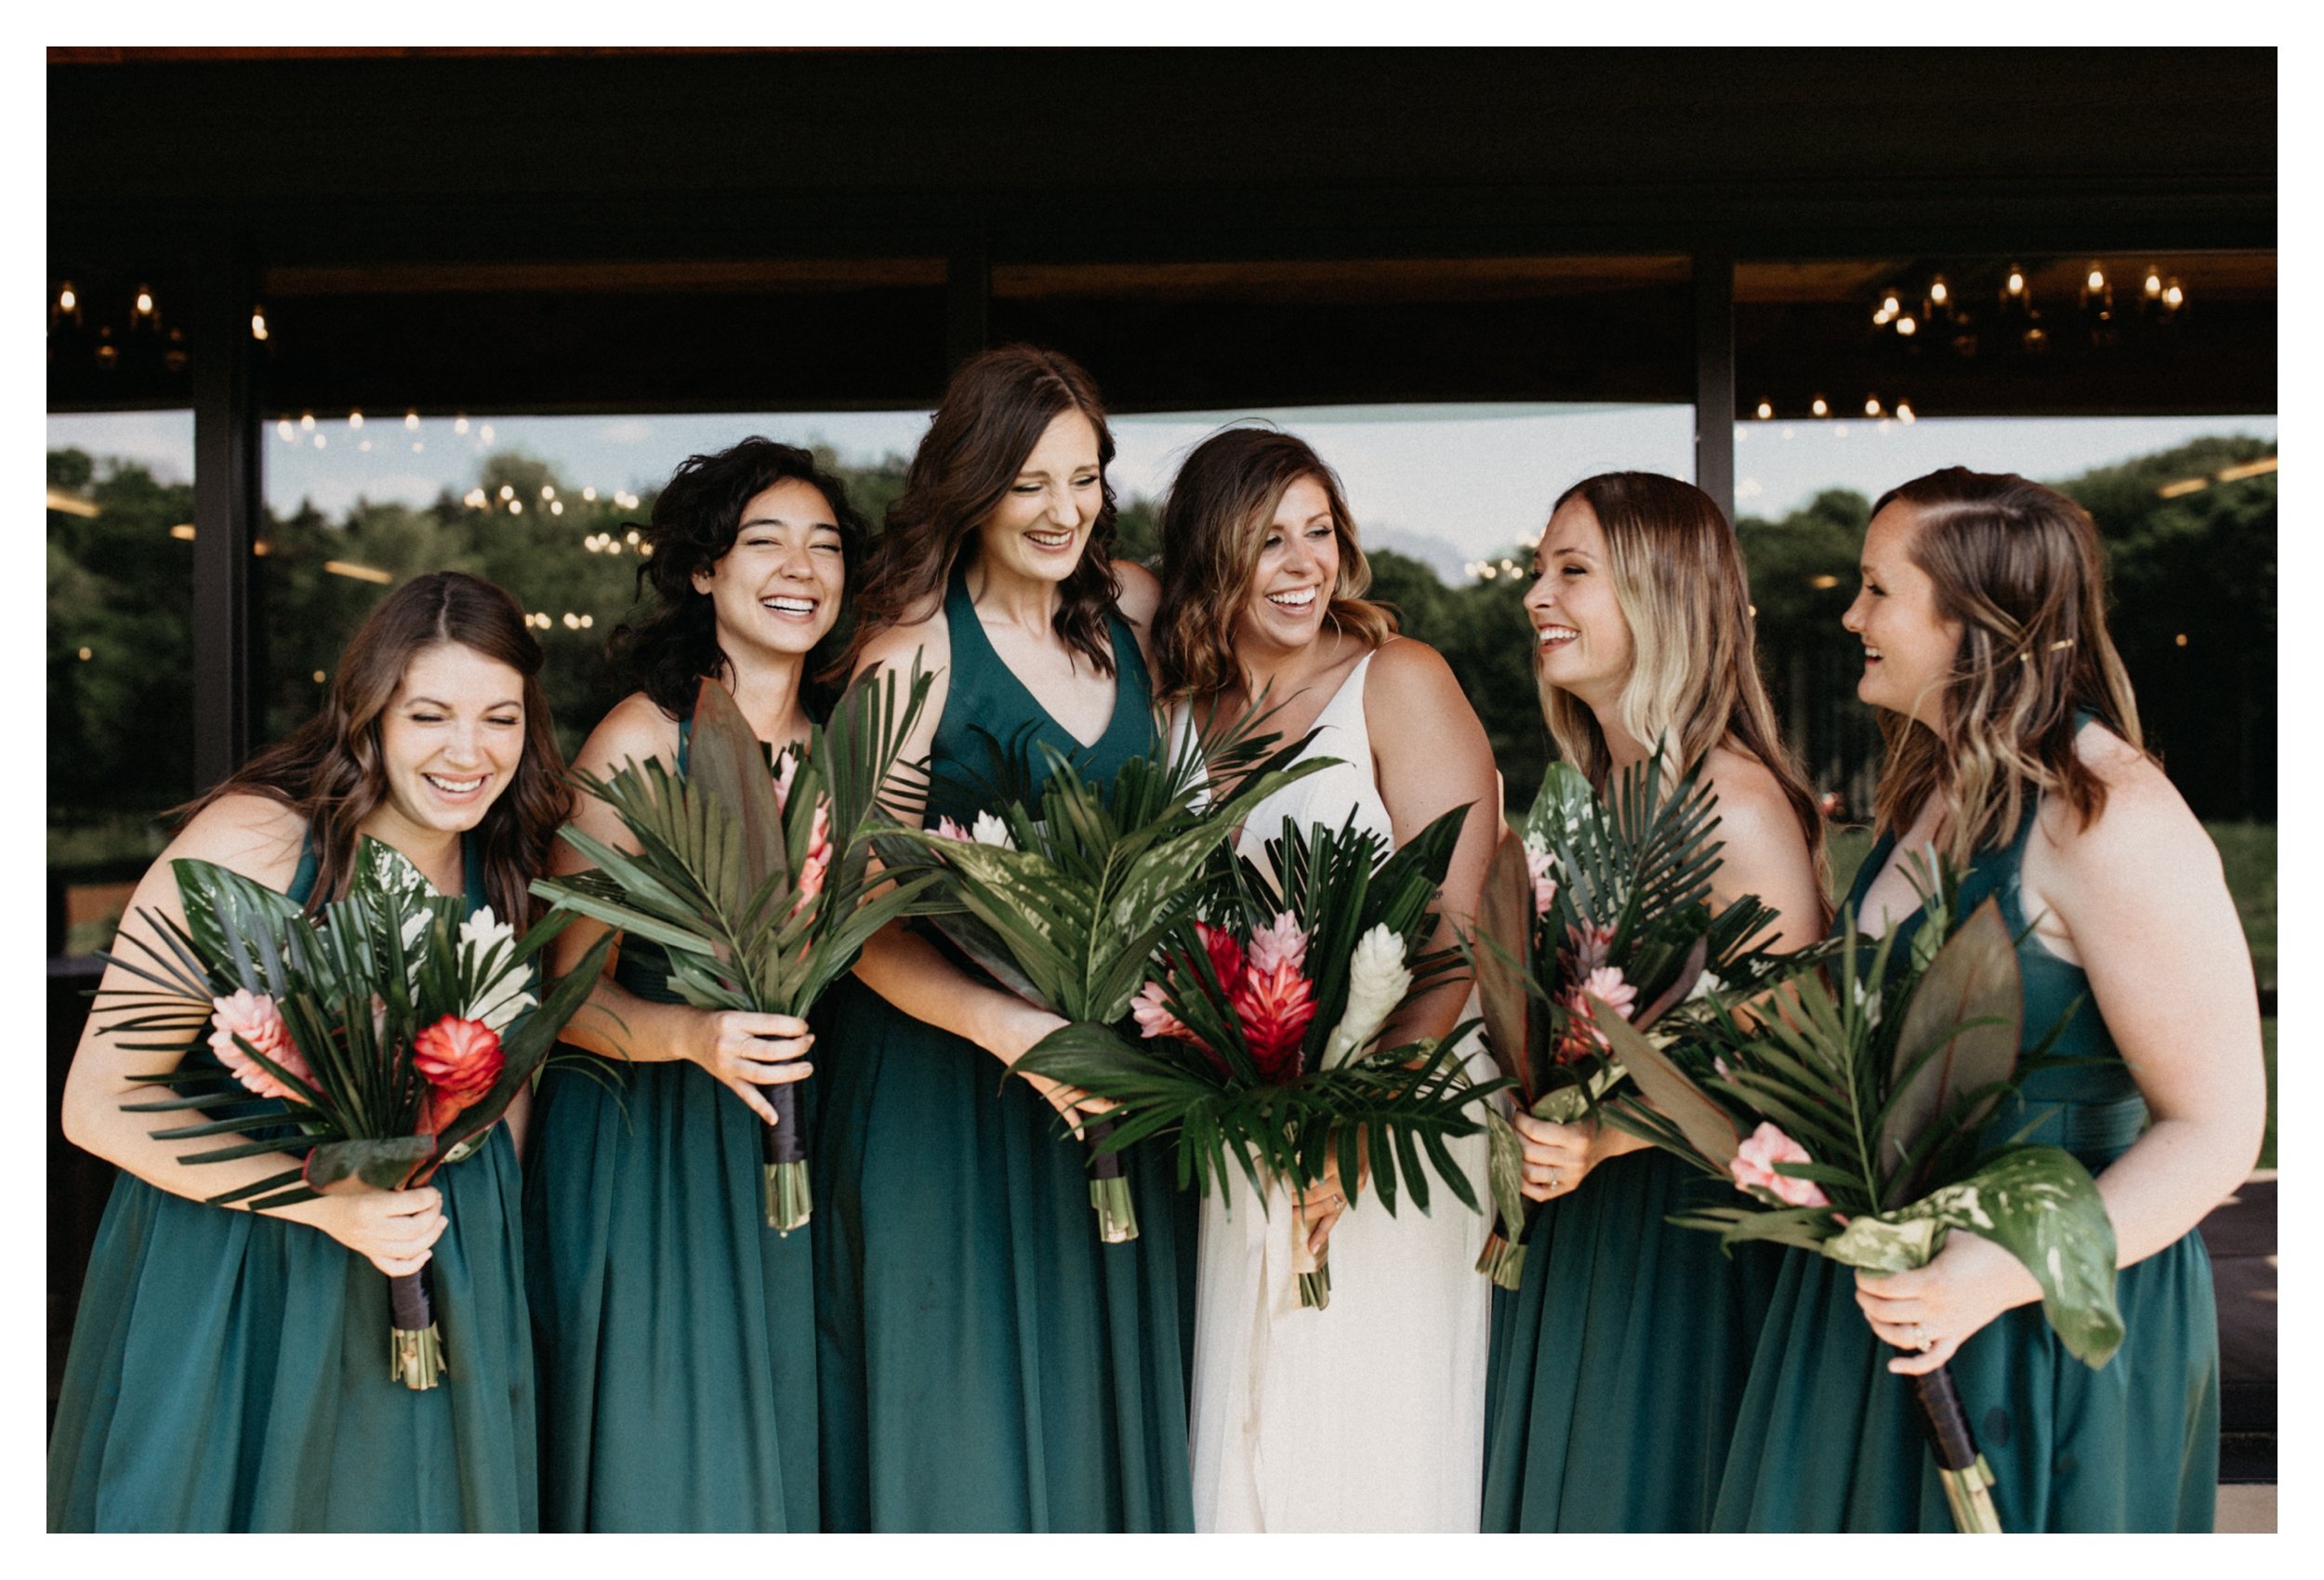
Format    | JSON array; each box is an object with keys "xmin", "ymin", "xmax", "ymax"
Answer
[
  {"xmin": 1714, "ymin": 467, "xmax": 2262, "ymax": 1531},
  {"xmin": 810, "ymin": 345, "xmax": 1195, "ymax": 1531},
  {"xmin": 1153, "ymin": 425, "xmax": 1502, "ymax": 1532},
  {"xmin": 50, "ymin": 572, "xmax": 567, "ymax": 1531},
  {"xmin": 522, "ymin": 439, "xmax": 864, "ymax": 1531},
  {"xmin": 1482, "ymin": 471, "xmax": 1828, "ymax": 1532}
]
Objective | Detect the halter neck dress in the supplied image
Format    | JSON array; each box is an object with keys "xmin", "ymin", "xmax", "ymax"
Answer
[
  {"xmin": 1713, "ymin": 734, "xmax": 2220, "ymax": 1531},
  {"xmin": 809, "ymin": 568, "xmax": 1196, "ymax": 1531},
  {"xmin": 49, "ymin": 835, "xmax": 537, "ymax": 1532},
  {"xmin": 522, "ymin": 705, "xmax": 821, "ymax": 1531},
  {"xmin": 1183, "ymin": 647, "xmax": 1499, "ymax": 1532}
]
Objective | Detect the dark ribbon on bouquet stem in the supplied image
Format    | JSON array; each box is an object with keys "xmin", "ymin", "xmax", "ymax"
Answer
[
  {"xmin": 1082, "ymin": 1116, "xmax": 1139, "ymax": 1243},
  {"xmin": 1912, "ymin": 1365, "xmax": 2002, "ymax": 1533},
  {"xmin": 387, "ymin": 1266, "xmax": 446, "ymax": 1390},
  {"xmin": 763, "ymin": 1081, "xmax": 812, "ymax": 1233}
]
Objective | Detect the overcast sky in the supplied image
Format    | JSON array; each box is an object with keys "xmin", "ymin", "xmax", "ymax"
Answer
[{"xmin": 52, "ymin": 403, "xmax": 2276, "ymax": 579}]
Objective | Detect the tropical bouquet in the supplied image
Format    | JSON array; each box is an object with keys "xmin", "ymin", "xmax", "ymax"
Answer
[
  {"xmin": 1591, "ymin": 858, "xmax": 2122, "ymax": 1534},
  {"xmin": 881, "ymin": 708, "xmax": 1328, "ymax": 1243},
  {"xmin": 530, "ymin": 665, "xmax": 936, "ymax": 1232},
  {"xmin": 1019, "ymin": 808, "xmax": 1495, "ymax": 1309},
  {"xmin": 1465, "ymin": 752, "xmax": 1795, "ymax": 1289},
  {"xmin": 98, "ymin": 836, "xmax": 614, "ymax": 1389}
]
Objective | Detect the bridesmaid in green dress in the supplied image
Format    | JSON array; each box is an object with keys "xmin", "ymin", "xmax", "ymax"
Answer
[
  {"xmin": 523, "ymin": 440, "xmax": 864, "ymax": 1530},
  {"xmin": 1713, "ymin": 467, "xmax": 2264, "ymax": 1531},
  {"xmin": 812, "ymin": 344, "xmax": 1195, "ymax": 1531},
  {"xmin": 1481, "ymin": 473, "xmax": 1829, "ymax": 1532},
  {"xmin": 50, "ymin": 573, "xmax": 565, "ymax": 1531}
]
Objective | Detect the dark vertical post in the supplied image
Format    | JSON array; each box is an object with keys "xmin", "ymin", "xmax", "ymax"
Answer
[
  {"xmin": 946, "ymin": 225, "xmax": 991, "ymax": 374},
  {"xmin": 191, "ymin": 234, "xmax": 260, "ymax": 792},
  {"xmin": 1693, "ymin": 252, "xmax": 1736, "ymax": 525}
]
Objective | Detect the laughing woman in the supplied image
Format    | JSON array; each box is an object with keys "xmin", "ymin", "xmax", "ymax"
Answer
[
  {"xmin": 812, "ymin": 345, "xmax": 1195, "ymax": 1532},
  {"xmin": 1713, "ymin": 468, "xmax": 2263, "ymax": 1532},
  {"xmin": 1481, "ymin": 472, "xmax": 1829, "ymax": 1532},
  {"xmin": 1153, "ymin": 426, "xmax": 1502, "ymax": 1532},
  {"xmin": 51, "ymin": 573, "xmax": 563, "ymax": 1531},
  {"xmin": 522, "ymin": 440, "xmax": 863, "ymax": 1531}
]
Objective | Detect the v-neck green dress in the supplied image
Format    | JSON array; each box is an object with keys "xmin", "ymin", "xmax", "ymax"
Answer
[
  {"xmin": 49, "ymin": 836, "xmax": 537, "ymax": 1532},
  {"xmin": 523, "ymin": 710, "xmax": 822, "ymax": 1532},
  {"xmin": 1713, "ymin": 765, "xmax": 2221, "ymax": 1531},
  {"xmin": 810, "ymin": 570, "xmax": 1198, "ymax": 1531}
]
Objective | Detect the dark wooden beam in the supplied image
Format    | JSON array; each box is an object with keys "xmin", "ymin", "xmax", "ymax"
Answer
[
  {"xmin": 1694, "ymin": 253, "xmax": 1736, "ymax": 522},
  {"xmin": 189, "ymin": 234, "xmax": 259, "ymax": 790}
]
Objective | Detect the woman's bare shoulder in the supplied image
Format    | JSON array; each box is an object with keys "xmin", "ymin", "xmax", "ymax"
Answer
[
  {"xmin": 577, "ymin": 691, "xmax": 685, "ymax": 775},
  {"xmin": 166, "ymin": 793, "xmax": 310, "ymax": 888}
]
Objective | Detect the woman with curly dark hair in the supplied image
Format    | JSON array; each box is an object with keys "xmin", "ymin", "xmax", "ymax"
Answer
[
  {"xmin": 812, "ymin": 345, "xmax": 1195, "ymax": 1531},
  {"xmin": 522, "ymin": 438, "xmax": 866, "ymax": 1531},
  {"xmin": 51, "ymin": 572, "xmax": 566, "ymax": 1530}
]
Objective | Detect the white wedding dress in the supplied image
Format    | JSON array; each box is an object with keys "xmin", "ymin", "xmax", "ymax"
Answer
[{"xmin": 1184, "ymin": 648, "xmax": 1495, "ymax": 1532}]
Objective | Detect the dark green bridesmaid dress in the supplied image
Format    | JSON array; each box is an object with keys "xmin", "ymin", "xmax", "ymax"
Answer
[
  {"xmin": 811, "ymin": 570, "xmax": 1197, "ymax": 1532},
  {"xmin": 523, "ymin": 712, "xmax": 820, "ymax": 1531},
  {"xmin": 49, "ymin": 836, "xmax": 536, "ymax": 1532},
  {"xmin": 1713, "ymin": 770, "xmax": 2221, "ymax": 1531},
  {"xmin": 1479, "ymin": 1106, "xmax": 1780, "ymax": 1530}
]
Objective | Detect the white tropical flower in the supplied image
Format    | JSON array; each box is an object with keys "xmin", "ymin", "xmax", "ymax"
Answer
[
  {"xmin": 1320, "ymin": 924, "xmax": 1410, "ymax": 1069},
  {"xmin": 457, "ymin": 905, "xmax": 537, "ymax": 1032},
  {"xmin": 971, "ymin": 810, "xmax": 1017, "ymax": 849}
]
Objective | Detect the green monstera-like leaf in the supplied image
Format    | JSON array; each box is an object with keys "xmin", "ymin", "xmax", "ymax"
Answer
[{"xmin": 1820, "ymin": 1143, "xmax": 2124, "ymax": 1368}]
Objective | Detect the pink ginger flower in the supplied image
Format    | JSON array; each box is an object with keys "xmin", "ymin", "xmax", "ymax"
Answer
[
  {"xmin": 933, "ymin": 816, "xmax": 971, "ymax": 842},
  {"xmin": 772, "ymin": 749, "xmax": 799, "ymax": 815},
  {"xmin": 1235, "ymin": 955, "xmax": 1317, "ymax": 1085},
  {"xmin": 1556, "ymin": 965, "xmax": 1638, "ymax": 1061},
  {"xmin": 1729, "ymin": 1121, "xmax": 1830, "ymax": 1208},
  {"xmin": 1130, "ymin": 980, "xmax": 1195, "ymax": 1043},
  {"xmin": 1524, "ymin": 841, "xmax": 1559, "ymax": 916},
  {"xmin": 208, "ymin": 989, "xmax": 311, "ymax": 1100},
  {"xmin": 791, "ymin": 799, "xmax": 834, "ymax": 911},
  {"xmin": 1247, "ymin": 911, "xmax": 1309, "ymax": 979}
]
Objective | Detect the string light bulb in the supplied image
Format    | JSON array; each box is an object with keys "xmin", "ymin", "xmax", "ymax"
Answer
[
  {"xmin": 349, "ymin": 411, "xmax": 363, "ymax": 429},
  {"xmin": 1928, "ymin": 277, "xmax": 1949, "ymax": 305},
  {"xmin": 1810, "ymin": 396, "xmax": 1829, "ymax": 418},
  {"xmin": 250, "ymin": 306, "xmax": 268, "ymax": 341},
  {"xmin": 1895, "ymin": 315, "xmax": 1918, "ymax": 336},
  {"xmin": 2005, "ymin": 266, "xmax": 2026, "ymax": 296},
  {"xmin": 133, "ymin": 284, "xmax": 155, "ymax": 320},
  {"xmin": 300, "ymin": 413, "xmax": 315, "ymax": 431},
  {"xmin": 1864, "ymin": 396, "xmax": 1883, "ymax": 417},
  {"xmin": 2163, "ymin": 279, "xmax": 2185, "ymax": 308},
  {"xmin": 1755, "ymin": 400, "xmax": 1774, "ymax": 420},
  {"xmin": 405, "ymin": 410, "xmax": 420, "ymax": 429},
  {"xmin": 2145, "ymin": 269, "xmax": 2164, "ymax": 297},
  {"xmin": 1895, "ymin": 401, "xmax": 1916, "ymax": 423},
  {"xmin": 59, "ymin": 283, "xmax": 76, "ymax": 312},
  {"xmin": 2086, "ymin": 264, "xmax": 2106, "ymax": 292}
]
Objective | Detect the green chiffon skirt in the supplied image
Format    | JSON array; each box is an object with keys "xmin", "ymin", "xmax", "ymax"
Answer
[
  {"xmin": 1480, "ymin": 1146, "xmax": 1778, "ymax": 1531},
  {"xmin": 1710, "ymin": 1231, "xmax": 2219, "ymax": 1531},
  {"xmin": 522, "ymin": 1054, "xmax": 820, "ymax": 1531},
  {"xmin": 48, "ymin": 1126, "xmax": 535, "ymax": 1532},
  {"xmin": 811, "ymin": 976, "xmax": 1197, "ymax": 1531}
]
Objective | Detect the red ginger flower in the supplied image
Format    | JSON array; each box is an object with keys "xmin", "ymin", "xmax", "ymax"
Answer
[
  {"xmin": 414, "ymin": 1015, "xmax": 504, "ymax": 1138},
  {"xmin": 1234, "ymin": 955, "xmax": 1317, "ymax": 1085},
  {"xmin": 792, "ymin": 798, "xmax": 833, "ymax": 912},
  {"xmin": 1555, "ymin": 965, "xmax": 1638, "ymax": 1063}
]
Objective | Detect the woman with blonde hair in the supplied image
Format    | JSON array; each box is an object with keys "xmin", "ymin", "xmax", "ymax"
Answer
[
  {"xmin": 1154, "ymin": 424, "xmax": 1502, "ymax": 1532},
  {"xmin": 1714, "ymin": 467, "xmax": 2262, "ymax": 1531},
  {"xmin": 1482, "ymin": 470, "xmax": 1828, "ymax": 1532}
]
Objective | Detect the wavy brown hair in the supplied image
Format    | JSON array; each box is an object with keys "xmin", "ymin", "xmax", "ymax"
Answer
[
  {"xmin": 836, "ymin": 344, "xmax": 1122, "ymax": 679},
  {"xmin": 1539, "ymin": 471, "xmax": 1828, "ymax": 899},
  {"xmin": 1151, "ymin": 425, "xmax": 1397, "ymax": 700},
  {"xmin": 1867, "ymin": 467, "xmax": 2145, "ymax": 865},
  {"xmin": 180, "ymin": 572, "xmax": 570, "ymax": 924}
]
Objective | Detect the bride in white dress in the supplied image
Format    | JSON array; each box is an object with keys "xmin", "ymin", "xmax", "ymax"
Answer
[{"xmin": 1150, "ymin": 428, "xmax": 1502, "ymax": 1532}]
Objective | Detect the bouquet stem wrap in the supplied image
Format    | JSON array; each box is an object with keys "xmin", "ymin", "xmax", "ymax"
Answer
[
  {"xmin": 387, "ymin": 1267, "xmax": 446, "ymax": 1391},
  {"xmin": 1473, "ymin": 1222, "xmax": 1525, "ymax": 1289},
  {"xmin": 1083, "ymin": 1116, "xmax": 1139, "ymax": 1243},
  {"xmin": 1913, "ymin": 1366, "xmax": 2003, "ymax": 1534},
  {"xmin": 1291, "ymin": 1199, "xmax": 1330, "ymax": 1310},
  {"xmin": 762, "ymin": 1085, "xmax": 811, "ymax": 1234}
]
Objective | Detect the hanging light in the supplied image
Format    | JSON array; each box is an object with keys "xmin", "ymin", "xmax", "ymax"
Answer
[
  {"xmin": 2004, "ymin": 265, "xmax": 2026, "ymax": 297},
  {"xmin": 1928, "ymin": 276, "xmax": 1949, "ymax": 306},
  {"xmin": 550, "ymin": 500, "xmax": 564, "ymax": 516},
  {"xmin": 583, "ymin": 486, "xmax": 599, "ymax": 502},
  {"xmin": 2085, "ymin": 263, "xmax": 2107, "ymax": 293},
  {"xmin": 132, "ymin": 284, "xmax": 156, "ymax": 323},
  {"xmin": 1864, "ymin": 396, "xmax": 1883, "ymax": 417},
  {"xmin": 454, "ymin": 415, "xmax": 471, "ymax": 435},
  {"xmin": 58, "ymin": 282, "xmax": 77, "ymax": 313},
  {"xmin": 1880, "ymin": 288, "xmax": 1902, "ymax": 317},
  {"xmin": 250, "ymin": 305, "xmax": 268, "ymax": 341},
  {"xmin": 300, "ymin": 412, "xmax": 316, "ymax": 431},
  {"xmin": 276, "ymin": 418, "xmax": 295, "ymax": 441},
  {"xmin": 1810, "ymin": 395, "xmax": 1830, "ymax": 418},
  {"xmin": 497, "ymin": 483, "xmax": 514, "ymax": 501},
  {"xmin": 2163, "ymin": 277, "xmax": 2185, "ymax": 309},
  {"xmin": 1895, "ymin": 315, "xmax": 1918, "ymax": 336},
  {"xmin": 540, "ymin": 484, "xmax": 556, "ymax": 500},
  {"xmin": 2144, "ymin": 268, "xmax": 2164, "ymax": 298},
  {"xmin": 349, "ymin": 411, "xmax": 364, "ymax": 429},
  {"xmin": 1754, "ymin": 400, "xmax": 1774, "ymax": 420},
  {"xmin": 1895, "ymin": 401, "xmax": 1917, "ymax": 423},
  {"xmin": 405, "ymin": 410, "xmax": 421, "ymax": 429}
]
